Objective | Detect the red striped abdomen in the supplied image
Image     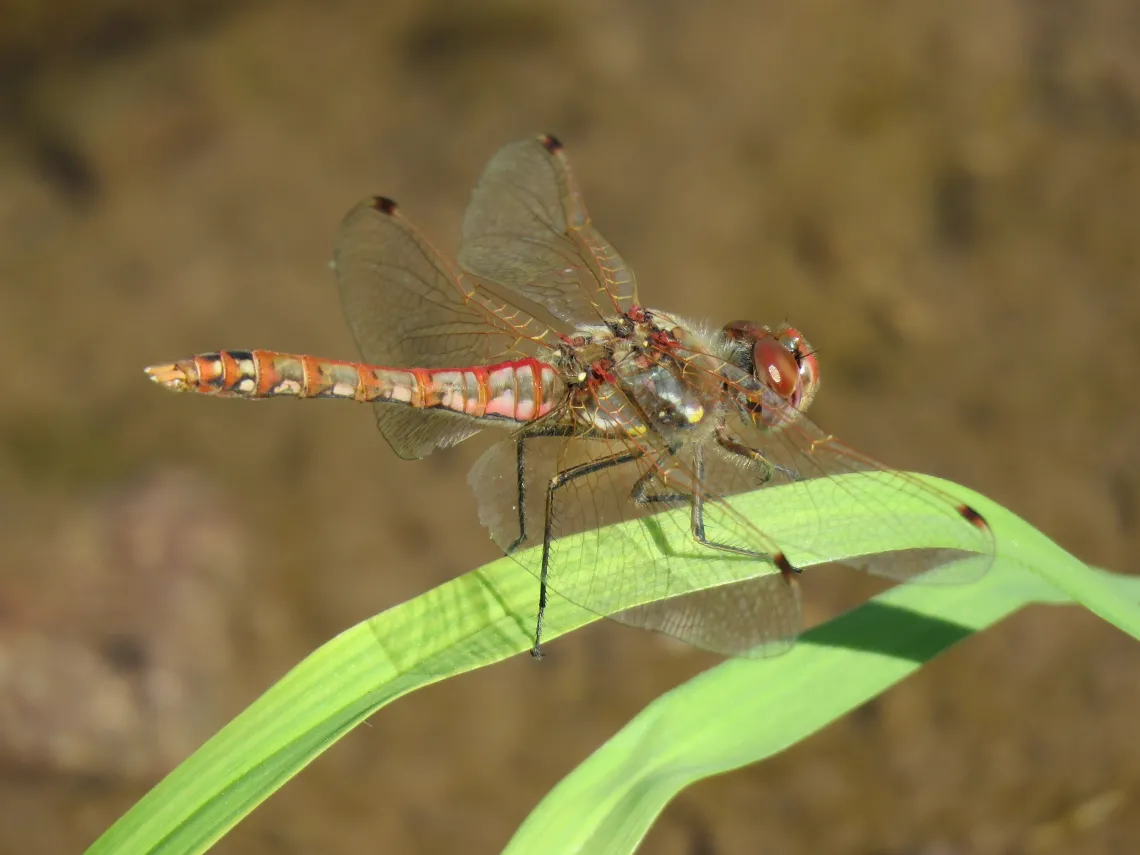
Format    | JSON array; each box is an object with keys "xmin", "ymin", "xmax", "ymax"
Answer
[{"xmin": 144, "ymin": 350, "xmax": 563, "ymax": 423}]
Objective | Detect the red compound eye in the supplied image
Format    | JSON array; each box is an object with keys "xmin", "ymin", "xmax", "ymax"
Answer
[
  {"xmin": 753, "ymin": 335, "xmax": 799, "ymax": 399},
  {"xmin": 778, "ymin": 326, "xmax": 820, "ymax": 411}
]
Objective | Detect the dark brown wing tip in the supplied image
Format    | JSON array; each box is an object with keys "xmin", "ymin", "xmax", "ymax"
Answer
[
  {"xmin": 774, "ymin": 552, "xmax": 801, "ymax": 578},
  {"xmin": 370, "ymin": 196, "xmax": 398, "ymax": 215},
  {"xmin": 957, "ymin": 503, "xmax": 990, "ymax": 531},
  {"xmin": 539, "ymin": 134, "xmax": 563, "ymax": 153}
]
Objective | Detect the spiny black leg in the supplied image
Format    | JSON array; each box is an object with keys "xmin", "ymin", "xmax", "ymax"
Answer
[
  {"xmin": 628, "ymin": 448, "xmax": 768, "ymax": 562},
  {"xmin": 531, "ymin": 448, "xmax": 643, "ymax": 659},
  {"xmin": 688, "ymin": 489, "xmax": 765, "ymax": 558},
  {"xmin": 627, "ymin": 446, "xmax": 767, "ymax": 559},
  {"xmin": 686, "ymin": 445, "xmax": 802, "ymax": 576},
  {"xmin": 504, "ymin": 425, "xmax": 577, "ymax": 555},
  {"xmin": 678, "ymin": 444, "xmax": 768, "ymax": 559},
  {"xmin": 506, "ymin": 439, "xmax": 529, "ymax": 554},
  {"xmin": 626, "ymin": 441, "xmax": 802, "ymax": 602},
  {"xmin": 714, "ymin": 418, "xmax": 801, "ymax": 483},
  {"xmin": 630, "ymin": 467, "xmax": 689, "ymax": 506}
]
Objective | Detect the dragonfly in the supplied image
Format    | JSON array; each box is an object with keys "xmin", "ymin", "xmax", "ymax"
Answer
[{"xmin": 145, "ymin": 134, "xmax": 994, "ymax": 659}]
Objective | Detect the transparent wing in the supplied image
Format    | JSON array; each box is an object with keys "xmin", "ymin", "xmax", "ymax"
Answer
[
  {"xmin": 613, "ymin": 574, "xmax": 801, "ymax": 659},
  {"xmin": 466, "ymin": 364, "xmax": 993, "ymax": 658},
  {"xmin": 713, "ymin": 392, "xmax": 995, "ymax": 584},
  {"xmin": 333, "ymin": 197, "xmax": 555, "ymax": 459},
  {"xmin": 467, "ymin": 415, "xmax": 807, "ymax": 658},
  {"xmin": 458, "ymin": 135, "xmax": 639, "ymax": 326}
]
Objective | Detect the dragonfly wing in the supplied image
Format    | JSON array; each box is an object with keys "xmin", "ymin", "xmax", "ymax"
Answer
[
  {"xmin": 613, "ymin": 574, "xmax": 801, "ymax": 658},
  {"xmin": 713, "ymin": 398, "xmax": 996, "ymax": 584},
  {"xmin": 468, "ymin": 390, "xmax": 993, "ymax": 657},
  {"xmin": 468, "ymin": 426, "xmax": 802, "ymax": 657},
  {"xmin": 334, "ymin": 197, "xmax": 538, "ymax": 459},
  {"xmin": 458, "ymin": 136, "xmax": 638, "ymax": 326}
]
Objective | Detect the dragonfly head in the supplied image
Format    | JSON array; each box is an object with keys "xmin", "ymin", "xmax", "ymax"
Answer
[{"xmin": 721, "ymin": 321, "xmax": 820, "ymax": 422}]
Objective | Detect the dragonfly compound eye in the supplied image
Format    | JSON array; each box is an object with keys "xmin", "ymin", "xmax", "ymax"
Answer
[
  {"xmin": 777, "ymin": 326, "xmax": 820, "ymax": 413},
  {"xmin": 752, "ymin": 335, "xmax": 800, "ymax": 401}
]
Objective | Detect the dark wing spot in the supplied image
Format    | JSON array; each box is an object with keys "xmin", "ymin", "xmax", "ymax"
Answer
[
  {"xmin": 371, "ymin": 196, "xmax": 398, "ymax": 215},
  {"xmin": 957, "ymin": 504, "xmax": 989, "ymax": 531},
  {"xmin": 540, "ymin": 134, "xmax": 563, "ymax": 153},
  {"xmin": 774, "ymin": 552, "xmax": 801, "ymax": 578}
]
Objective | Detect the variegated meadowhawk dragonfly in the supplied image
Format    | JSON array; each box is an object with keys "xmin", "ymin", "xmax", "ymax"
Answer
[{"xmin": 146, "ymin": 135, "xmax": 993, "ymax": 658}]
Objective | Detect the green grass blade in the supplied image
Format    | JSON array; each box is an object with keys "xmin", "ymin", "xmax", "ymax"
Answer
[
  {"xmin": 505, "ymin": 481, "xmax": 1140, "ymax": 854},
  {"xmin": 86, "ymin": 474, "xmax": 1139, "ymax": 855},
  {"xmin": 84, "ymin": 551, "xmax": 594, "ymax": 855}
]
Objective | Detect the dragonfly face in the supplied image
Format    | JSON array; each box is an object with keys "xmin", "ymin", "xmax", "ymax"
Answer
[{"xmin": 719, "ymin": 320, "xmax": 821, "ymax": 429}]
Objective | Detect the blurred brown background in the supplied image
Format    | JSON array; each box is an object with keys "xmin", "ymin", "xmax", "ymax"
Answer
[{"xmin": 1, "ymin": 0, "xmax": 1137, "ymax": 852}]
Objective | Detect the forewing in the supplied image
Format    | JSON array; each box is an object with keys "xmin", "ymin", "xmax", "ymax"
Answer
[
  {"xmin": 466, "ymin": 381, "xmax": 993, "ymax": 657},
  {"xmin": 714, "ymin": 398, "xmax": 996, "ymax": 584},
  {"xmin": 458, "ymin": 136, "xmax": 638, "ymax": 325},
  {"xmin": 468, "ymin": 424, "xmax": 802, "ymax": 658},
  {"xmin": 334, "ymin": 197, "xmax": 550, "ymax": 459},
  {"xmin": 613, "ymin": 574, "xmax": 801, "ymax": 659}
]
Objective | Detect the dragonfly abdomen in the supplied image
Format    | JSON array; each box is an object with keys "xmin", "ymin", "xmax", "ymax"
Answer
[{"xmin": 144, "ymin": 350, "xmax": 562, "ymax": 422}]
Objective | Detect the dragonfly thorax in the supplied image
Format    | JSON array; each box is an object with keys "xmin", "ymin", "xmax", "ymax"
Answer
[
  {"xmin": 621, "ymin": 361, "xmax": 706, "ymax": 432},
  {"xmin": 555, "ymin": 307, "xmax": 724, "ymax": 440}
]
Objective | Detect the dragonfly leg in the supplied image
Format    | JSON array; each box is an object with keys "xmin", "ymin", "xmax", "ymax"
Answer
[
  {"xmin": 631, "ymin": 444, "xmax": 800, "ymax": 579},
  {"xmin": 685, "ymin": 444, "xmax": 769, "ymax": 558},
  {"xmin": 506, "ymin": 439, "xmax": 529, "ymax": 554},
  {"xmin": 688, "ymin": 444, "xmax": 803, "ymax": 579},
  {"xmin": 626, "ymin": 448, "xmax": 765, "ymax": 557},
  {"xmin": 505, "ymin": 426, "xmax": 577, "ymax": 555},
  {"xmin": 714, "ymin": 421, "xmax": 802, "ymax": 482},
  {"xmin": 629, "ymin": 468, "xmax": 689, "ymax": 506},
  {"xmin": 531, "ymin": 448, "xmax": 644, "ymax": 659}
]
